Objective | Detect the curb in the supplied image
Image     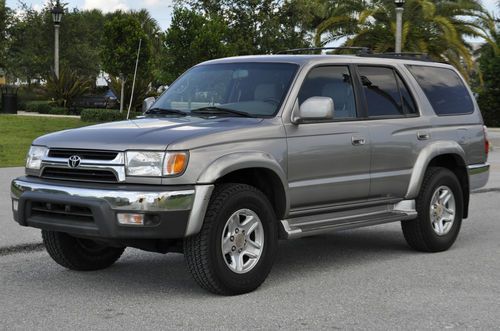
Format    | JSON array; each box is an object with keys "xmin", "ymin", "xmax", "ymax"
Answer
[{"xmin": 16, "ymin": 111, "xmax": 80, "ymax": 119}]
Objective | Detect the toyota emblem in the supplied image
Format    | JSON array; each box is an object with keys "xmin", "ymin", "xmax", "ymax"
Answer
[{"xmin": 68, "ymin": 155, "xmax": 81, "ymax": 168}]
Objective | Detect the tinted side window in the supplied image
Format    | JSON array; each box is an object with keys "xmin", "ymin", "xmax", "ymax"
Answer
[
  {"xmin": 298, "ymin": 66, "xmax": 357, "ymax": 119},
  {"xmin": 407, "ymin": 65, "xmax": 474, "ymax": 115},
  {"xmin": 396, "ymin": 74, "xmax": 418, "ymax": 115},
  {"xmin": 358, "ymin": 66, "xmax": 405, "ymax": 117}
]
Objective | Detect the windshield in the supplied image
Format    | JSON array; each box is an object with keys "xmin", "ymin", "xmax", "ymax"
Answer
[{"xmin": 150, "ymin": 62, "xmax": 298, "ymax": 117}]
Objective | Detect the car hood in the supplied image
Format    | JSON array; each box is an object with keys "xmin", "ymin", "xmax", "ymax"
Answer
[{"xmin": 33, "ymin": 116, "xmax": 265, "ymax": 151}]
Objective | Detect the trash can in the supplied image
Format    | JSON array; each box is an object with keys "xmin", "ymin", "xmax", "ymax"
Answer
[{"xmin": 1, "ymin": 85, "xmax": 18, "ymax": 114}]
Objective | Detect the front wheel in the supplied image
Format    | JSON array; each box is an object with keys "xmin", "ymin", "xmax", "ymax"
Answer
[
  {"xmin": 402, "ymin": 167, "xmax": 464, "ymax": 252},
  {"xmin": 42, "ymin": 230, "xmax": 125, "ymax": 271},
  {"xmin": 184, "ymin": 183, "xmax": 278, "ymax": 295}
]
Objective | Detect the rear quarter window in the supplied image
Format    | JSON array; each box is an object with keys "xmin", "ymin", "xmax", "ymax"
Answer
[{"xmin": 406, "ymin": 65, "xmax": 474, "ymax": 116}]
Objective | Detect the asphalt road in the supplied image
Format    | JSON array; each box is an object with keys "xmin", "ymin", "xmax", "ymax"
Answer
[
  {"xmin": 0, "ymin": 130, "xmax": 499, "ymax": 329},
  {"xmin": 1, "ymin": 191, "xmax": 499, "ymax": 330}
]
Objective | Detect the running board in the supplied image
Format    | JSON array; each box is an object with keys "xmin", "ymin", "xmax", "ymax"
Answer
[{"xmin": 281, "ymin": 200, "xmax": 417, "ymax": 239}]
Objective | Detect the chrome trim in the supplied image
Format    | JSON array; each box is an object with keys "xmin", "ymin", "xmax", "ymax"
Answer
[
  {"xmin": 281, "ymin": 200, "xmax": 417, "ymax": 239},
  {"xmin": 43, "ymin": 151, "xmax": 125, "ymax": 165},
  {"xmin": 11, "ymin": 178, "xmax": 195, "ymax": 212},
  {"xmin": 39, "ymin": 152, "xmax": 127, "ymax": 182},
  {"xmin": 41, "ymin": 162, "xmax": 126, "ymax": 182},
  {"xmin": 468, "ymin": 163, "xmax": 490, "ymax": 191},
  {"xmin": 185, "ymin": 185, "xmax": 214, "ymax": 236}
]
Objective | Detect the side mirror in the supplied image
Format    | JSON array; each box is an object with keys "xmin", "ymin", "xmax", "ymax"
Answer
[
  {"xmin": 142, "ymin": 97, "xmax": 156, "ymax": 112},
  {"xmin": 293, "ymin": 97, "xmax": 334, "ymax": 123}
]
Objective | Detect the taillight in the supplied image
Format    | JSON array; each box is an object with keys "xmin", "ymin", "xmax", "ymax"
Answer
[{"xmin": 484, "ymin": 125, "xmax": 490, "ymax": 158}]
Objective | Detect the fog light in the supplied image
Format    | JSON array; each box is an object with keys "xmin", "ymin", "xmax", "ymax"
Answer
[
  {"xmin": 12, "ymin": 200, "xmax": 19, "ymax": 212},
  {"xmin": 117, "ymin": 213, "xmax": 144, "ymax": 226}
]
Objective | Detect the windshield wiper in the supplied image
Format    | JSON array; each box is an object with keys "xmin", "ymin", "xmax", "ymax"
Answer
[
  {"xmin": 191, "ymin": 106, "xmax": 255, "ymax": 118},
  {"xmin": 146, "ymin": 107, "xmax": 188, "ymax": 116}
]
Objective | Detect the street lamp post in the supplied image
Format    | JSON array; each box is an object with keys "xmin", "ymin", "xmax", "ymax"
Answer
[
  {"xmin": 395, "ymin": 0, "xmax": 405, "ymax": 54},
  {"xmin": 51, "ymin": 0, "xmax": 64, "ymax": 78}
]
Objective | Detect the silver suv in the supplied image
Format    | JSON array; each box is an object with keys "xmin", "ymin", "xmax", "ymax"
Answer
[{"xmin": 11, "ymin": 53, "xmax": 490, "ymax": 295}]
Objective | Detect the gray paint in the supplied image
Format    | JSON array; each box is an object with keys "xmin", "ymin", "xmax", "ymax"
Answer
[{"xmin": 15, "ymin": 54, "xmax": 489, "ymax": 237}]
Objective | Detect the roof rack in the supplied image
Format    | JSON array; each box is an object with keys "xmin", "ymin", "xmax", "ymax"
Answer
[
  {"xmin": 358, "ymin": 52, "xmax": 434, "ymax": 62},
  {"xmin": 276, "ymin": 47, "xmax": 371, "ymax": 55}
]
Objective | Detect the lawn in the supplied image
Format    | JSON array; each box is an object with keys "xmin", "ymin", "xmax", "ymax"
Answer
[{"xmin": 0, "ymin": 115, "xmax": 93, "ymax": 168}]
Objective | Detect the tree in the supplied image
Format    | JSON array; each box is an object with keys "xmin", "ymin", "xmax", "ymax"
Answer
[
  {"xmin": 5, "ymin": 4, "xmax": 50, "ymax": 84},
  {"xmin": 58, "ymin": 9, "xmax": 105, "ymax": 79},
  {"xmin": 314, "ymin": 0, "xmax": 486, "ymax": 75},
  {"xmin": 0, "ymin": 0, "xmax": 8, "ymax": 70},
  {"xmin": 161, "ymin": 8, "xmax": 234, "ymax": 83},
  {"xmin": 101, "ymin": 12, "xmax": 151, "ymax": 112},
  {"xmin": 477, "ymin": 11, "xmax": 500, "ymax": 126}
]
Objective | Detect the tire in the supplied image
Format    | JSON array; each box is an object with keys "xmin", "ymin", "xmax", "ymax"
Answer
[
  {"xmin": 402, "ymin": 167, "xmax": 464, "ymax": 252},
  {"xmin": 42, "ymin": 230, "xmax": 125, "ymax": 271},
  {"xmin": 184, "ymin": 183, "xmax": 278, "ymax": 295}
]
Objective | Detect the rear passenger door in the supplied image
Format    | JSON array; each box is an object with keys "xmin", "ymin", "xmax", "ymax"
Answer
[
  {"xmin": 356, "ymin": 65, "xmax": 429, "ymax": 199},
  {"xmin": 285, "ymin": 65, "xmax": 371, "ymax": 210}
]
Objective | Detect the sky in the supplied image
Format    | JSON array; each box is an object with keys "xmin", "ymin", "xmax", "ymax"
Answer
[
  {"xmin": 5, "ymin": 0, "xmax": 176, "ymax": 29},
  {"xmin": 5, "ymin": 0, "xmax": 500, "ymax": 31}
]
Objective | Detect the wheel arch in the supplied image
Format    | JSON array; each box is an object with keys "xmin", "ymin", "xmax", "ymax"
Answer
[
  {"xmin": 406, "ymin": 141, "xmax": 470, "ymax": 218},
  {"xmin": 197, "ymin": 152, "xmax": 289, "ymax": 220}
]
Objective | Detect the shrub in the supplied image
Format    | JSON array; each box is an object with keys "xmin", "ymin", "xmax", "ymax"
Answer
[
  {"xmin": 478, "ymin": 90, "xmax": 500, "ymax": 127},
  {"xmin": 25, "ymin": 101, "xmax": 52, "ymax": 114},
  {"xmin": 80, "ymin": 109, "xmax": 142, "ymax": 122},
  {"xmin": 46, "ymin": 67, "xmax": 91, "ymax": 108},
  {"xmin": 81, "ymin": 109, "xmax": 124, "ymax": 122},
  {"xmin": 37, "ymin": 104, "xmax": 53, "ymax": 114},
  {"xmin": 68, "ymin": 107, "xmax": 84, "ymax": 116},
  {"xmin": 49, "ymin": 107, "xmax": 69, "ymax": 115}
]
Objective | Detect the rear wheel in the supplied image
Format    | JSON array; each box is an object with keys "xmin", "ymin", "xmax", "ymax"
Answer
[
  {"xmin": 42, "ymin": 230, "xmax": 125, "ymax": 271},
  {"xmin": 402, "ymin": 167, "xmax": 463, "ymax": 252},
  {"xmin": 184, "ymin": 183, "xmax": 278, "ymax": 295}
]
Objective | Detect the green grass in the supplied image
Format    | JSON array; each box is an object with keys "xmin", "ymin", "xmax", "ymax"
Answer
[{"xmin": 0, "ymin": 115, "xmax": 93, "ymax": 168}]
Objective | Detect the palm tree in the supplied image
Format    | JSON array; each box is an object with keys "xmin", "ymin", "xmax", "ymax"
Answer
[{"xmin": 315, "ymin": 0, "xmax": 487, "ymax": 75}]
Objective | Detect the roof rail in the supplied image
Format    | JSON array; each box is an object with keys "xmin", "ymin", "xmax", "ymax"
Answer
[
  {"xmin": 276, "ymin": 47, "xmax": 371, "ymax": 55},
  {"xmin": 358, "ymin": 52, "xmax": 435, "ymax": 62}
]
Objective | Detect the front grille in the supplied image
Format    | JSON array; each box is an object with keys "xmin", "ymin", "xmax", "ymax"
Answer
[
  {"xmin": 31, "ymin": 201, "xmax": 94, "ymax": 222},
  {"xmin": 42, "ymin": 167, "xmax": 118, "ymax": 182},
  {"xmin": 48, "ymin": 149, "xmax": 119, "ymax": 161}
]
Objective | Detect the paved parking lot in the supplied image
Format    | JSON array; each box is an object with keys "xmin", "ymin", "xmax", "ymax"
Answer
[
  {"xmin": 1, "ymin": 192, "xmax": 499, "ymax": 329},
  {"xmin": 1, "ymin": 131, "xmax": 499, "ymax": 329}
]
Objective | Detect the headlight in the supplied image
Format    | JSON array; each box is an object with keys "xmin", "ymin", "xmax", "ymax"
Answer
[
  {"xmin": 125, "ymin": 151, "xmax": 188, "ymax": 177},
  {"xmin": 126, "ymin": 151, "xmax": 164, "ymax": 177},
  {"xmin": 26, "ymin": 146, "xmax": 48, "ymax": 170}
]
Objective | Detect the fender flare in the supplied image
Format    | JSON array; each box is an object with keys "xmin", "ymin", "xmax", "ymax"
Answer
[
  {"xmin": 405, "ymin": 141, "xmax": 467, "ymax": 199},
  {"xmin": 197, "ymin": 152, "xmax": 290, "ymax": 214}
]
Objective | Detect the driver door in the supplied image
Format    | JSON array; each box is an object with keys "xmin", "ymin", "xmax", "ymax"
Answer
[{"xmin": 285, "ymin": 65, "xmax": 371, "ymax": 211}]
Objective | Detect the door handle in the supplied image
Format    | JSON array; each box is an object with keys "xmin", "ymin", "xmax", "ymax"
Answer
[
  {"xmin": 417, "ymin": 131, "xmax": 430, "ymax": 140},
  {"xmin": 352, "ymin": 136, "xmax": 366, "ymax": 146}
]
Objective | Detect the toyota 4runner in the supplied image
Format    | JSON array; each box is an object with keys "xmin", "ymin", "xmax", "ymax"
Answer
[{"xmin": 11, "ymin": 53, "xmax": 490, "ymax": 295}]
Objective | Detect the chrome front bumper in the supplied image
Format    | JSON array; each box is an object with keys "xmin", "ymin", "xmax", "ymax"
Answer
[
  {"xmin": 11, "ymin": 177, "xmax": 213, "ymax": 238},
  {"xmin": 468, "ymin": 163, "xmax": 490, "ymax": 190}
]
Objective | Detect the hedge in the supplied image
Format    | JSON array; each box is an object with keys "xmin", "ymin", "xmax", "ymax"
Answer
[
  {"xmin": 25, "ymin": 101, "xmax": 52, "ymax": 113},
  {"xmin": 49, "ymin": 107, "xmax": 69, "ymax": 115},
  {"xmin": 80, "ymin": 109, "xmax": 142, "ymax": 122}
]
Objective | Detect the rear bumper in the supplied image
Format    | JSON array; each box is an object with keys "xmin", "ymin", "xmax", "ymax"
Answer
[
  {"xmin": 468, "ymin": 163, "xmax": 490, "ymax": 191},
  {"xmin": 11, "ymin": 176, "xmax": 213, "ymax": 239}
]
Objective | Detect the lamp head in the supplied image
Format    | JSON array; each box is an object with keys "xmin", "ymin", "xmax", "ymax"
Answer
[{"xmin": 51, "ymin": 0, "xmax": 64, "ymax": 25}]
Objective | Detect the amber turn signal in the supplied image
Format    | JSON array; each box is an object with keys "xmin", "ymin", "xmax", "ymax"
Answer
[{"xmin": 164, "ymin": 152, "xmax": 188, "ymax": 176}]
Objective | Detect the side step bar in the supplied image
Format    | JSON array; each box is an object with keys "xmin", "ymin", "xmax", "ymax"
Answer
[{"xmin": 280, "ymin": 200, "xmax": 417, "ymax": 239}]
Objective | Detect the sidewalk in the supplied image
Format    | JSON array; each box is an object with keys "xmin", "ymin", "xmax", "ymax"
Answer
[{"xmin": 16, "ymin": 111, "xmax": 80, "ymax": 119}]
